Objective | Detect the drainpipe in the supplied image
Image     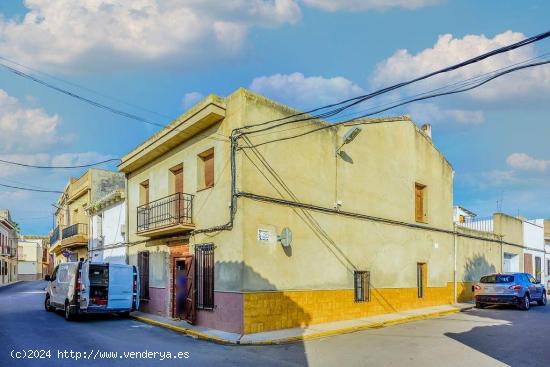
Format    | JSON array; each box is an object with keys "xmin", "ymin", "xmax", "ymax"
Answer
[
  {"xmin": 125, "ymin": 174, "xmax": 130, "ymax": 265},
  {"xmin": 453, "ymin": 223, "xmax": 457, "ymax": 304}
]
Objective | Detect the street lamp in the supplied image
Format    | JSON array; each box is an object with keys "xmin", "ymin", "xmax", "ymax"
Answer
[{"xmin": 336, "ymin": 126, "xmax": 362, "ymax": 157}]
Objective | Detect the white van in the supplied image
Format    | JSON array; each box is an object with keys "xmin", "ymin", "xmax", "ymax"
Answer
[{"xmin": 44, "ymin": 260, "xmax": 139, "ymax": 320}]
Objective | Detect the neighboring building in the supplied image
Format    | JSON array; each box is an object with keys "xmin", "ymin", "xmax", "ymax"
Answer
[
  {"xmin": 0, "ymin": 209, "xmax": 18, "ymax": 284},
  {"xmin": 544, "ymin": 220, "xmax": 550, "ymax": 290},
  {"xmin": 522, "ymin": 219, "xmax": 545, "ymax": 282},
  {"xmin": 87, "ymin": 189, "xmax": 127, "ymax": 264},
  {"xmin": 49, "ymin": 169, "xmax": 125, "ymax": 264},
  {"xmin": 17, "ymin": 236, "xmax": 45, "ymax": 281},
  {"xmin": 453, "ymin": 206, "xmax": 477, "ymax": 224}
]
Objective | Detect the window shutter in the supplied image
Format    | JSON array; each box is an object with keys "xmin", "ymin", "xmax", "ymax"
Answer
[{"xmin": 204, "ymin": 153, "xmax": 214, "ymax": 188}]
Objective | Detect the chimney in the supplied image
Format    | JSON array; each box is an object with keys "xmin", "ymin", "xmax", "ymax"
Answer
[{"xmin": 421, "ymin": 123, "xmax": 432, "ymax": 139}]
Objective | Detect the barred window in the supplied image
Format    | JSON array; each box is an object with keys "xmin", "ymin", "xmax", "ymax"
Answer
[
  {"xmin": 196, "ymin": 244, "xmax": 214, "ymax": 310},
  {"xmin": 354, "ymin": 271, "xmax": 370, "ymax": 302}
]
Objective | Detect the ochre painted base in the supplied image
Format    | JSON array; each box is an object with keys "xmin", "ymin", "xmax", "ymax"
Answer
[{"xmin": 243, "ymin": 284, "xmax": 455, "ymax": 334}]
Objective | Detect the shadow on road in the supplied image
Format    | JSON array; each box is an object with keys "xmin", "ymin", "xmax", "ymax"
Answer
[{"xmin": 445, "ymin": 304, "xmax": 550, "ymax": 367}]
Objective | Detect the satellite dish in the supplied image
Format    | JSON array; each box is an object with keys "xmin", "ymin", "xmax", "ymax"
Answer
[{"xmin": 277, "ymin": 227, "xmax": 292, "ymax": 248}]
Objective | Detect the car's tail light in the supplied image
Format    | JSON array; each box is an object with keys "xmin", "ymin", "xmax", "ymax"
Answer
[
  {"xmin": 509, "ymin": 284, "xmax": 522, "ymax": 291},
  {"xmin": 473, "ymin": 285, "xmax": 481, "ymax": 291}
]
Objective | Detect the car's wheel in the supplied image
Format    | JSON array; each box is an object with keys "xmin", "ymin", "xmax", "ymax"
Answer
[
  {"xmin": 520, "ymin": 294, "xmax": 530, "ymax": 311},
  {"xmin": 64, "ymin": 301, "xmax": 75, "ymax": 321},
  {"xmin": 537, "ymin": 292, "xmax": 547, "ymax": 306},
  {"xmin": 476, "ymin": 302, "xmax": 485, "ymax": 309},
  {"xmin": 44, "ymin": 295, "xmax": 54, "ymax": 312}
]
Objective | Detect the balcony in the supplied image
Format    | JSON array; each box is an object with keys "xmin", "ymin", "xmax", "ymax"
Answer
[
  {"xmin": 137, "ymin": 192, "xmax": 194, "ymax": 237},
  {"xmin": 60, "ymin": 223, "xmax": 88, "ymax": 250},
  {"xmin": 50, "ymin": 226, "xmax": 60, "ymax": 245}
]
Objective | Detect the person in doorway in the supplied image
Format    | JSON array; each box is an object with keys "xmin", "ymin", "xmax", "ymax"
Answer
[{"xmin": 176, "ymin": 271, "xmax": 187, "ymax": 316}]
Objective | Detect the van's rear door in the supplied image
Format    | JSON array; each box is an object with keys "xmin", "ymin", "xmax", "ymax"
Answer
[
  {"xmin": 107, "ymin": 264, "xmax": 133, "ymax": 310},
  {"xmin": 80, "ymin": 261, "xmax": 90, "ymax": 310}
]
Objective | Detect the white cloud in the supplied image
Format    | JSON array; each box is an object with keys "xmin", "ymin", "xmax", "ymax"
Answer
[
  {"xmin": 181, "ymin": 92, "xmax": 204, "ymax": 109},
  {"xmin": 0, "ymin": 0, "xmax": 301, "ymax": 72},
  {"xmin": 249, "ymin": 72, "xmax": 364, "ymax": 108},
  {"xmin": 371, "ymin": 31, "xmax": 550, "ymax": 103},
  {"xmin": 303, "ymin": 0, "xmax": 440, "ymax": 11},
  {"xmin": 506, "ymin": 153, "xmax": 550, "ymax": 172},
  {"xmin": 408, "ymin": 103, "xmax": 484, "ymax": 124},
  {"xmin": 0, "ymin": 89, "xmax": 61, "ymax": 152}
]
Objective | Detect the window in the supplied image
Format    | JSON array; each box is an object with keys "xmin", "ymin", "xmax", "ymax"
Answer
[
  {"xmin": 197, "ymin": 148, "xmax": 214, "ymax": 190},
  {"xmin": 417, "ymin": 263, "xmax": 427, "ymax": 298},
  {"xmin": 58, "ymin": 265, "xmax": 69, "ymax": 283},
  {"xmin": 480, "ymin": 274, "xmax": 514, "ymax": 283},
  {"xmin": 138, "ymin": 251, "xmax": 150, "ymax": 300},
  {"xmin": 535, "ymin": 256, "xmax": 542, "ymax": 283},
  {"xmin": 415, "ymin": 183, "xmax": 427, "ymax": 223},
  {"xmin": 354, "ymin": 271, "xmax": 370, "ymax": 302},
  {"xmin": 97, "ymin": 213, "xmax": 103, "ymax": 239},
  {"xmin": 547, "ymin": 260, "xmax": 550, "ymax": 276},
  {"xmin": 170, "ymin": 164, "xmax": 184, "ymax": 194},
  {"xmin": 51, "ymin": 266, "xmax": 58, "ymax": 281},
  {"xmin": 195, "ymin": 244, "xmax": 214, "ymax": 310},
  {"xmin": 528, "ymin": 274, "xmax": 537, "ymax": 284},
  {"xmin": 139, "ymin": 180, "xmax": 149, "ymax": 206}
]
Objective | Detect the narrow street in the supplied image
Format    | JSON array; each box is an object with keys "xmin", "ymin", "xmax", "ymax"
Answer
[{"xmin": 1, "ymin": 281, "xmax": 549, "ymax": 366}]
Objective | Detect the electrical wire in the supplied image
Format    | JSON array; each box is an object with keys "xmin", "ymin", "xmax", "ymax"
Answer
[
  {"xmin": 241, "ymin": 60, "xmax": 550, "ymax": 149},
  {"xmin": 0, "ymin": 157, "xmax": 121, "ymax": 169},
  {"xmin": 237, "ymin": 30, "xmax": 550, "ymax": 135},
  {"xmin": 0, "ymin": 182, "xmax": 63, "ymax": 194},
  {"xmin": 0, "ymin": 59, "xmax": 229, "ymax": 144}
]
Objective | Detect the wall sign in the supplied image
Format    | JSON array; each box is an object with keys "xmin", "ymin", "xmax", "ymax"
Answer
[{"xmin": 257, "ymin": 229, "xmax": 271, "ymax": 242}]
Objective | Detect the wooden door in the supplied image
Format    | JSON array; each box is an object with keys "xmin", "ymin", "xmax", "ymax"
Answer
[
  {"xmin": 524, "ymin": 254, "xmax": 533, "ymax": 275},
  {"xmin": 173, "ymin": 256, "xmax": 195, "ymax": 323},
  {"xmin": 171, "ymin": 165, "xmax": 184, "ymax": 222}
]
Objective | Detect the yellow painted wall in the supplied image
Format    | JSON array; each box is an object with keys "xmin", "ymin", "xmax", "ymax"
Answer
[{"xmin": 243, "ymin": 285, "xmax": 453, "ymax": 334}]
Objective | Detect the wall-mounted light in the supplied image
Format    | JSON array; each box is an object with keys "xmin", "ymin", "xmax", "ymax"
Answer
[{"xmin": 336, "ymin": 126, "xmax": 362, "ymax": 157}]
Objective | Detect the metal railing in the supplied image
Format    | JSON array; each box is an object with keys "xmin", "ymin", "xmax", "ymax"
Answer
[
  {"xmin": 50, "ymin": 226, "xmax": 60, "ymax": 245},
  {"xmin": 137, "ymin": 192, "xmax": 194, "ymax": 233},
  {"xmin": 62, "ymin": 223, "xmax": 88, "ymax": 239},
  {"xmin": 456, "ymin": 216, "xmax": 494, "ymax": 233}
]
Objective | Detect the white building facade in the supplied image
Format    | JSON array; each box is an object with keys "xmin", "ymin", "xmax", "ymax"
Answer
[
  {"xmin": 523, "ymin": 219, "xmax": 546, "ymax": 283},
  {"xmin": 17, "ymin": 237, "xmax": 43, "ymax": 281},
  {"xmin": 87, "ymin": 189, "xmax": 127, "ymax": 264}
]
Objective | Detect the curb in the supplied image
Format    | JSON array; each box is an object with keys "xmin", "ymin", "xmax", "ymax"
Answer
[
  {"xmin": 132, "ymin": 305, "xmax": 473, "ymax": 345},
  {"xmin": 130, "ymin": 315, "xmax": 233, "ymax": 345}
]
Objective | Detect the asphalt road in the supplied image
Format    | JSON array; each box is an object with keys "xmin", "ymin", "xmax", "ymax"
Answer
[{"xmin": 1, "ymin": 281, "xmax": 549, "ymax": 367}]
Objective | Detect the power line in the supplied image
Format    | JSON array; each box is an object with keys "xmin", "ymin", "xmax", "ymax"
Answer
[
  {"xmin": 0, "ymin": 157, "xmax": 121, "ymax": 169},
  {"xmin": 0, "ymin": 59, "xmax": 228, "ymax": 144},
  {"xmin": 241, "ymin": 60, "xmax": 550, "ymax": 149},
  {"xmin": 0, "ymin": 182, "xmax": 63, "ymax": 194},
  {"xmin": 0, "ymin": 55, "xmax": 173, "ymax": 121},
  {"xmin": 237, "ymin": 29, "xmax": 550, "ymax": 135}
]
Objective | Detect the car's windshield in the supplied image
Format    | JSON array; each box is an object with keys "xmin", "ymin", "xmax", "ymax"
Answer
[{"xmin": 480, "ymin": 275, "xmax": 515, "ymax": 283}]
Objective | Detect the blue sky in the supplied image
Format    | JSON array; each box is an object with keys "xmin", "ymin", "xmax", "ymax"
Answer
[{"xmin": 0, "ymin": 0, "xmax": 549, "ymax": 234}]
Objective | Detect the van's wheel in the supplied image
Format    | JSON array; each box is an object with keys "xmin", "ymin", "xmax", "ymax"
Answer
[
  {"xmin": 520, "ymin": 294, "xmax": 530, "ymax": 311},
  {"xmin": 119, "ymin": 311, "xmax": 130, "ymax": 318},
  {"xmin": 538, "ymin": 292, "xmax": 547, "ymax": 306},
  {"xmin": 44, "ymin": 295, "xmax": 54, "ymax": 312},
  {"xmin": 64, "ymin": 300, "xmax": 75, "ymax": 321}
]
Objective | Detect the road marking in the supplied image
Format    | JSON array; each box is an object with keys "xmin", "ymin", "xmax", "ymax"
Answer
[{"xmin": 20, "ymin": 291, "xmax": 46, "ymax": 294}]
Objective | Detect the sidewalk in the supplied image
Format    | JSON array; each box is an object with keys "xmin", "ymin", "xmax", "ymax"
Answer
[{"xmin": 131, "ymin": 303, "xmax": 474, "ymax": 345}]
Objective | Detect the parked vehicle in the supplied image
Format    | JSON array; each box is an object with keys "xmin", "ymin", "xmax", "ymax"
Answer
[
  {"xmin": 473, "ymin": 273, "xmax": 546, "ymax": 310},
  {"xmin": 44, "ymin": 260, "xmax": 139, "ymax": 320}
]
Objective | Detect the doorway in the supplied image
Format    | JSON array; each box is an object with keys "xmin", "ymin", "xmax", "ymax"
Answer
[{"xmin": 172, "ymin": 256, "xmax": 195, "ymax": 323}]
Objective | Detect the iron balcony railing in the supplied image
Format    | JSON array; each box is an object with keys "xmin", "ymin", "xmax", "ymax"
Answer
[
  {"xmin": 50, "ymin": 226, "xmax": 60, "ymax": 245},
  {"xmin": 62, "ymin": 223, "xmax": 88, "ymax": 239},
  {"xmin": 137, "ymin": 192, "xmax": 194, "ymax": 233},
  {"xmin": 456, "ymin": 216, "xmax": 494, "ymax": 233}
]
